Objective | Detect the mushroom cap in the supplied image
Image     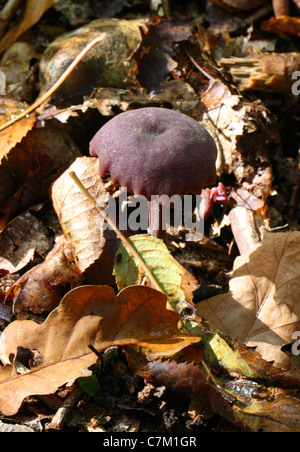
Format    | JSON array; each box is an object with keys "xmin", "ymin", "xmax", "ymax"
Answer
[{"xmin": 90, "ymin": 107, "xmax": 217, "ymax": 199}]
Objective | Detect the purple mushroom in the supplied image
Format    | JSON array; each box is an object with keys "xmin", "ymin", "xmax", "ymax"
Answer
[{"xmin": 90, "ymin": 107, "xmax": 218, "ymax": 238}]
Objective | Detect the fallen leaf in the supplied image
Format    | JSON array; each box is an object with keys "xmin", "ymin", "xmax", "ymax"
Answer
[
  {"xmin": 113, "ymin": 234, "xmax": 199, "ymax": 310},
  {"xmin": 1, "ymin": 123, "xmax": 82, "ymax": 186},
  {"xmin": 196, "ymin": 231, "xmax": 300, "ymax": 370},
  {"xmin": 0, "ymin": 210, "xmax": 53, "ymax": 273},
  {"xmin": 92, "ymin": 81, "xmax": 200, "ymax": 117},
  {"xmin": 12, "ymin": 236, "xmax": 83, "ymax": 315},
  {"xmin": 199, "ymin": 83, "xmax": 274, "ymax": 207},
  {"xmin": 235, "ymin": 390, "xmax": 300, "ymax": 432},
  {"xmin": 147, "ymin": 359, "xmax": 244, "ymax": 429},
  {"xmin": 0, "ymin": 285, "xmax": 199, "ymax": 416},
  {"xmin": 134, "ymin": 19, "xmax": 192, "ymax": 92},
  {"xmin": 262, "ymin": 15, "xmax": 300, "ymax": 35},
  {"xmin": 147, "ymin": 358, "xmax": 300, "ymax": 432},
  {"xmin": 0, "ymin": 0, "xmax": 60, "ymax": 54},
  {"xmin": 0, "ymin": 123, "xmax": 82, "ymax": 232},
  {"xmin": 51, "ymin": 156, "xmax": 119, "ymax": 283},
  {"xmin": 0, "ymin": 98, "xmax": 35, "ymax": 162}
]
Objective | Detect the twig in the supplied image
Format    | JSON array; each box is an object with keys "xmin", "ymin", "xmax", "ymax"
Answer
[
  {"xmin": 0, "ymin": 35, "xmax": 105, "ymax": 132},
  {"xmin": 47, "ymin": 386, "xmax": 83, "ymax": 431},
  {"xmin": 161, "ymin": 0, "xmax": 171, "ymax": 21},
  {"xmin": 69, "ymin": 171, "xmax": 163, "ymax": 294},
  {"xmin": 185, "ymin": 49, "xmax": 215, "ymax": 82}
]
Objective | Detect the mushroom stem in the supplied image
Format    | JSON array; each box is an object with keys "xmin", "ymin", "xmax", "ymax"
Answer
[{"xmin": 148, "ymin": 200, "xmax": 167, "ymax": 241}]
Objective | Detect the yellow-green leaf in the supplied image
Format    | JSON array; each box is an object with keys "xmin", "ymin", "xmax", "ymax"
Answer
[{"xmin": 113, "ymin": 234, "xmax": 198, "ymax": 309}]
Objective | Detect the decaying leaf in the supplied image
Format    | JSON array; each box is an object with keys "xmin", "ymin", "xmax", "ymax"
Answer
[
  {"xmin": 0, "ymin": 0, "xmax": 60, "ymax": 54},
  {"xmin": 134, "ymin": 20, "xmax": 192, "ymax": 92},
  {"xmin": 0, "ymin": 285, "xmax": 200, "ymax": 416},
  {"xmin": 0, "ymin": 42, "xmax": 40, "ymax": 98},
  {"xmin": 147, "ymin": 359, "xmax": 245, "ymax": 429},
  {"xmin": 196, "ymin": 231, "xmax": 300, "ymax": 370},
  {"xmin": 0, "ymin": 210, "xmax": 52, "ymax": 274},
  {"xmin": 199, "ymin": 83, "xmax": 274, "ymax": 210},
  {"xmin": 12, "ymin": 236, "xmax": 83, "ymax": 315},
  {"xmin": 0, "ymin": 98, "xmax": 35, "ymax": 162},
  {"xmin": 51, "ymin": 156, "xmax": 119, "ymax": 283},
  {"xmin": 92, "ymin": 81, "xmax": 200, "ymax": 117},
  {"xmin": 147, "ymin": 359, "xmax": 300, "ymax": 432},
  {"xmin": 0, "ymin": 123, "xmax": 82, "ymax": 232},
  {"xmin": 262, "ymin": 15, "xmax": 300, "ymax": 35},
  {"xmin": 113, "ymin": 234, "xmax": 199, "ymax": 310}
]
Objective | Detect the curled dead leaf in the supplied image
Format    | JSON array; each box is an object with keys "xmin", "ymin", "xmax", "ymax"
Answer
[{"xmin": 12, "ymin": 236, "xmax": 83, "ymax": 315}]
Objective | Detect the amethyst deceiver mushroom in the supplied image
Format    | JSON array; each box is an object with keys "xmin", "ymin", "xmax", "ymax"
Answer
[{"xmin": 90, "ymin": 107, "xmax": 218, "ymax": 238}]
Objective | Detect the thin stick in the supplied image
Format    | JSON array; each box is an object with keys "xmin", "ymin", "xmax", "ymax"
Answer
[
  {"xmin": 0, "ymin": 35, "xmax": 105, "ymax": 132},
  {"xmin": 69, "ymin": 171, "xmax": 163, "ymax": 294},
  {"xmin": 185, "ymin": 49, "xmax": 215, "ymax": 82}
]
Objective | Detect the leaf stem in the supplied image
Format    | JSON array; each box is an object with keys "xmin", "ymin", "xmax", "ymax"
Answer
[{"xmin": 69, "ymin": 171, "xmax": 163, "ymax": 294}]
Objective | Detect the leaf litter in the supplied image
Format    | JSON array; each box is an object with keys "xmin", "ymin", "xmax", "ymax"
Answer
[{"xmin": 0, "ymin": 0, "xmax": 299, "ymax": 433}]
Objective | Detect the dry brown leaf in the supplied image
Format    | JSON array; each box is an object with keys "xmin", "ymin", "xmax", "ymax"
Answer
[
  {"xmin": 0, "ymin": 210, "xmax": 52, "ymax": 274},
  {"xmin": 51, "ymin": 156, "xmax": 118, "ymax": 283},
  {"xmin": 196, "ymin": 231, "xmax": 300, "ymax": 370},
  {"xmin": 0, "ymin": 0, "xmax": 60, "ymax": 54},
  {"xmin": 0, "ymin": 285, "xmax": 200, "ymax": 416},
  {"xmin": 1, "ymin": 123, "xmax": 82, "ymax": 184},
  {"xmin": 199, "ymin": 81, "xmax": 273, "ymax": 208},
  {"xmin": 0, "ymin": 123, "xmax": 82, "ymax": 232},
  {"xmin": 0, "ymin": 98, "xmax": 35, "ymax": 162},
  {"xmin": 262, "ymin": 15, "xmax": 300, "ymax": 34},
  {"xmin": 12, "ymin": 236, "xmax": 83, "ymax": 315},
  {"xmin": 147, "ymin": 359, "xmax": 245, "ymax": 429}
]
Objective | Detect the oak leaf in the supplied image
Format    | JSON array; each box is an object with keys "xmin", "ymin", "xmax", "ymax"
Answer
[
  {"xmin": 0, "ymin": 285, "xmax": 200, "ymax": 416},
  {"xmin": 196, "ymin": 231, "xmax": 300, "ymax": 370}
]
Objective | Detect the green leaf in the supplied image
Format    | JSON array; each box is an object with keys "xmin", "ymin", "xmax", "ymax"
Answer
[
  {"xmin": 113, "ymin": 234, "xmax": 197, "ymax": 310},
  {"xmin": 78, "ymin": 375, "xmax": 101, "ymax": 396}
]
